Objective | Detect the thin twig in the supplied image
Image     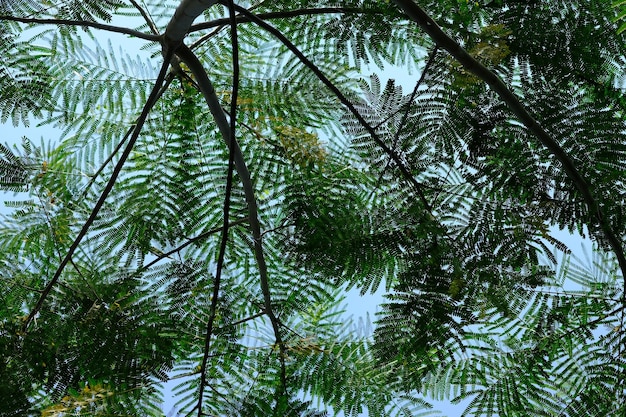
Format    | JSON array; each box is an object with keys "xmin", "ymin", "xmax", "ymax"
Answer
[
  {"xmin": 188, "ymin": 7, "xmax": 397, "ymax": 32},
  {"xmin": 226, "ymin": 2, "xmax": 432, "ymax": 213},
  {"xmin": 0, "ymin": 15, "xmax": 160, "ymax": 41},
  {"xmin": 140, "ymin": 217, "xmax": 248, "ymax": 271},
  {"xmin": 128, "ymin": 0, "xmax": 160, "ymax": 35},
  {"xmin": 195, "ymin": 0, "xmax": 241, "ymax": 413},
  {"xmin": 22, "ymin": 50, "xmax": 175, "ymax": 333},
  {"xmin": 372, "ymin": 46, "xmax": 439, "ymax": 192},
  {"xmin": 79, "ymin": 74, "xmax": 177, "ymax": 202}
]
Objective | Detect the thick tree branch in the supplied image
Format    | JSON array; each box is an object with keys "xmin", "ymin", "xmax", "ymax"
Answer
[
  {"xmin": 159, "ymin": 0, "xmax": 289, "ymax": 398},
  {"xmin": 196, "ymin": 0, "xmax": 246, "ymax": 413},
  {"xmin": 163, "ymin": 0, "xmax": 219, "ymax": 45},
  {"xmin": 22, "ymin": 51, "xmax": 174, "ymax": 332},
  {"xmin": 393, "ymin": 0, "xmax": 626, "ymax": 284},
  {"xmin": 174, "ymin": 43, "xmax": 288, "ymax": 402}
]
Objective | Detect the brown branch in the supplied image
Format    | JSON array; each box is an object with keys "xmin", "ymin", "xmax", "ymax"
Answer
[
  {"xmin": 186, "ymin": 8, "xmax": 371, "ymax": 51},
  {"xmin": 162, "ymin": 4, "xmax": 288, "ymax": 402},
  {"xmin": 196, "ymin": 0, "xmax": 244, "ymax": 413},
  {"xmin": 222, "ymin": 310, "xmax": 266, "ymax": 329},
  {"xmin": 392, "ymin": 0, "xmax": 626, "ymax": 286},
  {"xmin": 163, "ymin": 0, "xmax": 219, "ymax": 45},
  {"xmin": 186, "ymin": 7, "xmax": 404, "ymax": 54}
]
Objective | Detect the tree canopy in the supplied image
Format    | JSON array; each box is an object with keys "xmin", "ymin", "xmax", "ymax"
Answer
[{"xmin": 1, "ymin": 0, "xmax": 626, "ymax": 415}]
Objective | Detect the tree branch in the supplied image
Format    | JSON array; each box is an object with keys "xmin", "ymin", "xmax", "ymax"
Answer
[
  {"xmin": 132, "ymin": 218, "xmax": 249, "ymax": 274},
  {"xmin": 188, "ymin": 7, "xmax": 391, "ymax": 32},
  {"xmin": 226, "ymin": 2, "xmax": 432, "ymax": 212},
  {"xmin": 196, "ymin": 0, "xmax": 245, "ymax": 413},
  {"xmin": 392, "ymin": 0, "xmax": 626, "ymax": 285},
  {"xmin": 187, "ymin": 8, "xmax": 369, "ymax": 51},
  {"xmin": 373, "ymin": 45, "xmax": 439, "ymax": 192},
  {"xmin": 0, "ymin": 15, "xmax": 160, "ymax": 41},
  {"xmin": 128, "ymin": 0, "xmax": 160, "ymax": 36},
  {"xmin": 163, "ymin": 0, "xmax": 219, "ymax": 45},
  {"xmin": 21, "ymin": 50, "xmax": 174, "ymax": 333},
  {"xmin": 174, "ymin": 43, "xmax": 288, "ymax": 403},
  {"xmin": 162, "ymin": 3, "xmax": 287, "ymax": 400}
]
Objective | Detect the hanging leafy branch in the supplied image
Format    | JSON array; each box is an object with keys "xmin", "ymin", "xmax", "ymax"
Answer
[{"xmin": 393, "ymin": 0, "xmax": 626, "ymax": 285}]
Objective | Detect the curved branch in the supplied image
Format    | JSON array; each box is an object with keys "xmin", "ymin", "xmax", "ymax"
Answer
[
  {"xmin": 195, "ymin": 0, "xmax": 250, "ymax": 413},
  {"xmin": 174, "ymin": 43, "xmax": 287, "ymax": 399},
  {"xmin": 392, "ymin": 0, "xmax": 626, "ymax": 284},
  {"xmin": 22, "ymin": 51, "xmax": 175, "ymax": 332},
  {"xmin": 0, "ymin": 15, "xmax": 160, "ymax": 41},
  {"xmin": 163, "ymin": 0, "xmax": 219, "ymax": 45},
  {"xmin": 163, "ymin": 8, "xmax": 287, "ymax": 391},
  {"xmin": 225, "ymin": 3, "xmax": 432, "ymax": 212},
  {"xmin": 186, "ymin": 8, "xmax": 381, "ymax": 51}
]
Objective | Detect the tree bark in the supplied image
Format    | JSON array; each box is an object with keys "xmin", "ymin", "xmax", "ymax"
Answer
[{"xmin": 164, "ymin": 0, "xmax": 219, "ymax": 44}]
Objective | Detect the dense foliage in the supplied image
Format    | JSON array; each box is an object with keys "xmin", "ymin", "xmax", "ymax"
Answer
[{"xmin": 1, "ymin": 0, "xmax": 625, "ymax": 415}]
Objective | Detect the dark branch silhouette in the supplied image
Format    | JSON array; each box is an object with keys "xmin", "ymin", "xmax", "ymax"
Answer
[
  {"xmin": 195, "ymin": 0, "xmax": 246, "ymax": 414},
  {"xmin": 22, "ymin": 50, "xmax": 175, "ymax": 332},
  {"xmin": 174, "ymin": 42, "xmax": 288, "ymax": 410},
  {"xmin": 225, "ymin": 2, "xmax": 432, "ymax": 213},
  {"xmin": 189, "ymin": 7, "xmax": 397, "ymax": 32},
  {"xmin": 0, "ymin": 15, "xmax": 160, "ymax": 40},
  {"xmin": 392, "ymin": 0, "xmax": 626, "ymax": 285}
]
